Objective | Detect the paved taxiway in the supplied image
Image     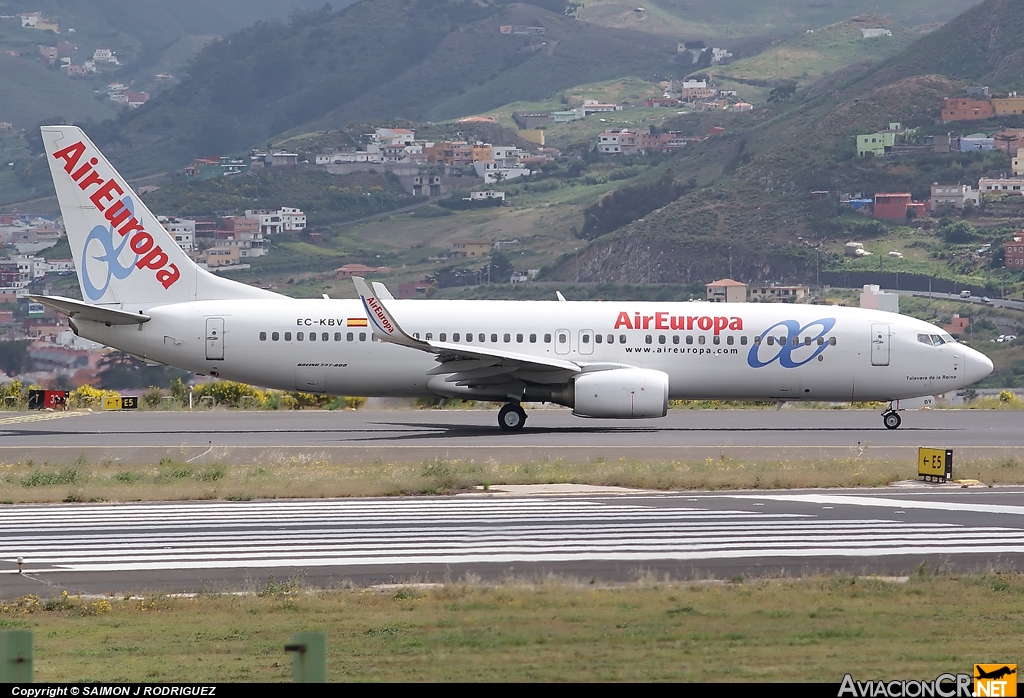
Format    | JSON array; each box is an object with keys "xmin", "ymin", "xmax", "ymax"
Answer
[
  {"xmin": 0, "ymin": 409, "xmax": 1022, "ymax": 462},
  {"xmin": 3, "ymin": 486, "xmax": 1024, "ymax": 595}
]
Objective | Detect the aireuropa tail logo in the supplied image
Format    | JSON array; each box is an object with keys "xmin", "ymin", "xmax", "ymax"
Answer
[
  {"xmin": 361, "ymin": 295, "xmax": 394, "ymax": 335},
  {"xmin": 975, "ymin": 665, "xmax": 1017, "ymax": 697},
  {"xmin": 52, "ymin": 139, "xmax": 180, "ymax": 301},
  {"xmin": 747, "ymin": 317, "xmax": 836, "ymax": 369}
]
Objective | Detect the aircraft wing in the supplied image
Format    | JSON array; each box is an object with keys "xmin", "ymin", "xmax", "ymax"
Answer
[
  {"xmin": 27, "ymin": 295, "xmax": 150, "ymax": 325},
  {"xmin": 353, "ymin": 277, "xmax": 593, "ymax": 386}
]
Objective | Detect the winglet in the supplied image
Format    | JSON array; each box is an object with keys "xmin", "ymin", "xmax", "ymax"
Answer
[
  {"xmin": 556, "ymin": 291, "xmax": 567, "ymax": 302},
  {"xmin": 352, "ymin": 276, "xmax": 423, "ymax": 348}
]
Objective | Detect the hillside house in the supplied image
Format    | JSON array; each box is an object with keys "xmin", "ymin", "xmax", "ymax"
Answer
[
  {"xmin": 861, "ymin": 28, "xmax": 892, "ymax": 38},
  {"xmin": 450, "ymin": 242, "xmax": 492, "ymax": 259},
  {"xmin": 706, "ymin": 279, "xmax": 747, "ymax": 303},
  {"xmin": 195, "ymin": 247, "xmax": 241, "ymax": 269},
  {"xmin": 92, "ymin": 48, "xmax": 118, "ymax": 64},
  {"xmin": 992, "ymin": 96, "xmax": 1024, "ymax": 116},
  {"xmin": 979, "ymin": 177, "xmax": 1024, "ymax": 195},
  {"xmin": 943, "ymin": 314, "xmax": 970, "ymax": 334},
  {"xmin": 398, "ymin": 279, "xmax": 432, "ymax": 298},
  {"xmin": 159, "ymin": 217, "xmax": 195, "ymax": 251},
  {"xmin": 551, "ymin": 109, "xmax": 583, "ymax": 123},
  {"xmin": 959, "ymin": 133, "xmax": 995, "ymax": 151},
  {"xmin": 930, "ymin": 184, "xmax": 980, "ymax": 210},
  {"xmin": 411, "ymin": 175, "xmax": 443, "ymax": 197},
  {"xmin": 732, "ymin": 102, "xmax": 753, "ymax": 112},
  {"xmin": 941, "ymin": 98, "xmax": 994, "ymax": 122},
  {"xmin": 860, "ymin": 285, "xmax": 899, "ymax": 313},
  {"xmin": 1014, "ymin": 156, "xmax": 1024, "ymax": 177},
  {"xmin": 512, "ymin": 112, "xmax": 554, "ymax": 129},
  {"xmin": 598, "ymin": 128, "xmax": 644, "ymax": 155},
  {"xmin": 873, "ymin": 192, "xmax": 928, "ymax": 220},
  {"xmin": 372, "ymin": 128, "xmax": 415, "ymax": 145},
  {"xmin": 857, "ymin": 131, "xmax": 896, "ymax": 157},
  {"xmin": 124, "ymin": 90, "xmax": 149, "ymax": 108},
  {"xmin": 1005, "ymin": 236, "xmax": 1024, "ymax": 268},
  {"xmin": 335, "ymin": 264, "xmax": 390, "ymax": 279},
  {"xmin": 748, "ymin": 284, "xmax": 808, "ymax": 302},
  {"xmin": 580, "ymin": 100, "xmax": 622, "ymax": 116},
  {"xmin": 467, "ymin": 191, "xmax": 505, "ymax": 202},
  {"xmin": 644, "ymin": 98, "xmax": 680, "ymax": 107},
  {"xmin": 995, "ymin": 128, "xmax": 1024, "ymax": 155}
]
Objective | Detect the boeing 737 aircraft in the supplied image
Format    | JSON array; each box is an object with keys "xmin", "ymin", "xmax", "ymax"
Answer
[{"xmin": 30, "ymin": 126, "xmax": 993, "ymax": 431}]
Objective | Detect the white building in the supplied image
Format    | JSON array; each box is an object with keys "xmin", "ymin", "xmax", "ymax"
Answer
[
  {"xmin": 979, "ymin": 177, "xmax": 1024, "ymax": 195},
  {"xmin": 860, "ymin": 285, "xmax": 899, "ymax": 313},
  {"xmin": 861, "ymin": 28, "xmax": 892, "ymax": 38},
  {"xmin": 92, "ymin": 48, "xmax": 119, "ymax": 64},
  {"xmin": 467, "ymin": 190, "xmax": 506, "ymax": 201},
  {"xmin": 159, "ymin": 217, "xmax": 195, "ymax": 251},
  {"xmin": 473, "ymin": 161, "xmax": 531, "ymax": 184},
  {"xmin": 1013, "ymin": 156, "xmax": 1023, "ymax": 176},
  {"xmin": 279, "ymin": 206, "xmax": 306, "ymax": 231},
  {"xmin": 372, "ymin": 128, "xmax": 416, "ymax": 145},
  {"xmin": 245, "ymin": 209, "xmax": 283, "ymax": 235}
]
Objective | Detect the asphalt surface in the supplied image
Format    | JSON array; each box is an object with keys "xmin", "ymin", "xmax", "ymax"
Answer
[
  {"xmin": 0, "ymin": 408, "xmax": 1022, "ymax": 462},
  {"xmin": 3, "ymin": 485, "xmax": 1024, "ymax": 595}
]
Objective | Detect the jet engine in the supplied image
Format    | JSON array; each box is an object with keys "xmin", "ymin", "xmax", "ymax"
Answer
[{"xmin": 563, "ymin": 368, "xmax": 669, "ymax": 419}]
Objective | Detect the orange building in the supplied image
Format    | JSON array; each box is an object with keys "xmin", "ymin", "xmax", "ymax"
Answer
[
  {"xmin": 1006, "ymin": 236, "xmax": 1024, "ymax": 268},
  {"xmin": 873, "ymin": 193, "xmax": 930, "ymax": 220},
  {"xmin": 941, "ymin": 98, "xmax": 994, "ymax": 122}
]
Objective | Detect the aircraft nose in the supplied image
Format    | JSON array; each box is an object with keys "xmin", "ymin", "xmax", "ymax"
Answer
[{"xmin": 963, "ymin": 347, "xmax": 993, "ymax": 387}]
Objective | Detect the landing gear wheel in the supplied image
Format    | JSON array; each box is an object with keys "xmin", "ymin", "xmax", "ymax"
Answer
[
  {"xmin": 882, "ymin": 411, "xmax": 902, "ymax": 430},
  {"xmin": 498, "ymin": 403, "xmax": 527, "ymax": 432}
]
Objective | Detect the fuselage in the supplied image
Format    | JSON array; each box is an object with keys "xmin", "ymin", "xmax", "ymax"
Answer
[{"xmin": 72, "ymin": 298, "xmax": 993, "ymax": 402}]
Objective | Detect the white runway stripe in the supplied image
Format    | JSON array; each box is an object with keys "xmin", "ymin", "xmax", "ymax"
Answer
[{"xmin": 2, "ymin": 494, "xmax": 1022, "ymax": 573}]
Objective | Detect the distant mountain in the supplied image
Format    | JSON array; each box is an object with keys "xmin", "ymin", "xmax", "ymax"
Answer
[
  {"xmin": 555, "ymin": 0, "xmax": 1024, "ymax": 284},
  {"xmin": 100, "ymin": 0, "xmax": 681, "ymax": 175},
  {"xmin": 0, "ymin": 0, "xmax": 347, "ymax": 128},
  {"xmin": 577, "ymin": 0, "xmax": 985, "ymax": 38}
]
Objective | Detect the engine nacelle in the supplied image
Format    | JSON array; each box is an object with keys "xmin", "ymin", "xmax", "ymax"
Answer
[{"xmin": 571, "ymin": 368, "xmax": 669, "ymax": 419}]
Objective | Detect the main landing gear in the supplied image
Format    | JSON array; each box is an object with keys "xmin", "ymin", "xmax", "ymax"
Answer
[
  {"xmin": 498, "ymin": 403, "xmax": 527, "ymax": 432},
  {"xmin": 881, "ymin": 407, "xmax": 902, "ymax": 430}
]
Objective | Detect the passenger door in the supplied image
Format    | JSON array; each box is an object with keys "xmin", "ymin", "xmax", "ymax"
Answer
[
  {"xmin": 554, "ymin": 328, "xmax": 571, "ymax": 355},
  {"xmin": 870, "ymin": 323, "xmax": 890, "ymax": 366},
  {"xmin": 578, "ymin": 329, "xmax": 594, "ymax": 355},
  {"xmin": 205, "ymin": 318, "xmax": 224, "ymax": 361}
]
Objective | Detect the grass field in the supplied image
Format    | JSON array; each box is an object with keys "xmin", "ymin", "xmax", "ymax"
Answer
[
  {"xmin": 2, "ymin": 452, "xmax": 1023, "ymax": 504},
  {"xmin": 3, "ymin": 574, "xmax": 1021, "ymax": 682}
]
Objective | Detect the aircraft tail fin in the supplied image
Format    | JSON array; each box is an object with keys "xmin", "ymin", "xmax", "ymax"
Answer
[{"xmin": 41, "ymin": 125, "xmax": 280, "ymax": 308}]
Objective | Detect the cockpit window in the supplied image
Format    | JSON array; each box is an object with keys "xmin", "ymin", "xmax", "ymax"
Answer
[
  {"xmin": 919, "ymin": 334, "xmax": 947, "ymax": 346},
  {"xmin": 940, "ymin": 333, "xmax": 956, "ymax": 344}
]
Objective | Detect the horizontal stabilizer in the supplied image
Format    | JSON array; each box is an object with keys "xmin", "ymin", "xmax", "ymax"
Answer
[{"xmin": 28, "ymin": 295, "xmax": 150, "ymax": 325}]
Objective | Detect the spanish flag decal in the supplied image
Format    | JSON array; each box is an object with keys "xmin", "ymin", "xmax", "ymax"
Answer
[{"xmin": 347, "ymin": 317, "xmax": 368, "ymax": 327}]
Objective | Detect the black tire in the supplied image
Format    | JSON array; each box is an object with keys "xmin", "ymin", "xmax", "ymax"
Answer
[
  {"xmin": 883, "ymin": 411, "xmax": 902, "ymax": 430},
  {"xmin": 498, "ymin": 403, "xmax": 527, "ymax": 432}
]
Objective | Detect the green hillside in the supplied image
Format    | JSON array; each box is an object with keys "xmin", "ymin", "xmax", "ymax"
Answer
[
  {"xmin": 578, "ymin": 0, "xmax": 984, "ymax": 38},
  {"xmin": 0, "ymin": 0, "xmax": 345, "ymax": 128}
]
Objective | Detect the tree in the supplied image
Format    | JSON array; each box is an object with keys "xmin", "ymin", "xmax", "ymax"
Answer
[
  {"xmin": 0, "ymin": 340, "xmax": 32, "ymax": 377},
  {"xmin": 767, "ymin": 83, "xmax": 797, "ymax": 103}
]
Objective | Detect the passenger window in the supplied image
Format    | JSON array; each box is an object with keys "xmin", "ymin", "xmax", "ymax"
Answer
[
  {"xmin": 439, "ymin": 333, "xmax": 447, "ymax": 342},
  {"xmin": 413, "ymin": 333, "xmax": 419, "ymax": 340},
  {"xmin": 609, "ymin": 334, "xmax": 615, "ymax": 344},
  {"xmin": 645, "ymin": 335, "xmax": 652, "ymax": 344},
  {"xmin": 453, "ymin": 333, "xmax": 460, "ymax": 342},
  {"xmin": 767, "ymin": 336, "xmax": 774, "ymax": 346},
  {"xmin": 727, "ymin": 336, "xmax": 734, "ymax": 345},
  {"xmin": 754, "ymin": 336, "xmax": 761, "ymax": 345},
  {"xmin": 489, "ymin": 333, "xmax": 496, "ymax": 342},
  {"xmin": 672, "ymin": 335, "xmax": 680, "ymax": 345},
  {"xmin": 544, "ymin": 333, "xmax": 551, "ymax": 343},
  {"xmin": 829, "ymin": 337, "xmax": 836, "ymax": 346},
  {"xmin": 297, "ymin": 332, "xmax": 304, "ymax": 341},
  {"xmin": 322, "ymin": 333, "xmax": 328, "ymax": 342},
  {"xmin": 360, "ymin": 332, "xmax": 366, "ymax": 341},
  {"xmin": 347, "ymin": 332, "xmax": 353, "ymax": 341},
  {"xmin": 558, "ymin": 333, "xmax": 567, "ymax": 344},
  {"xmin": 804, "ymin": 337, "xmax": 812, "ymax": 346},
  {"xmin": 285, "ymin": 332, "xmax": 292, "ymax": 341},
  {"xmin": 713, "ymin": 336, "xmax": 720, "ymax": 345},
  {"xmin": 792, "ymin": 336, "xmax": 799, "ymax": 346},
  {"xmin": 309, "ymin": 332, "xmax": 316, "ymax": 342},
  {"xmin": 658, "ymin": 335, "xmax": 665, "ymax": 344},
  {"xmin": 465, "ymin": 333, "xmax": 472, "ymax": 342},
  {"xmin": 698, "ymin": 335, "xmax": 705, "ymax": 345},
  {"xmin": 583, "ymin": 334, "xmax": 591, "ymax": 344},
  {"xmin": 595, "ymin": 334, "xmax": 603, "ymax": 344},
  {"xmin": 259, "ymin": 332, "xmax": 267, "ymax": 341},
  {"xmin": 530, "ymin": 334, "xmax": 537, "ymax": 343},
  {"xmin": 479, "ymin": 333, "xmax": 486, "ymax": 342},
  {"xmin": 817, "ymin": 337, "xmax": 824, "ymax": 346},
  {"xmin": 619, "ymin": 335, "xmax": 626, "ymax": 343},
  {"xmin": 686, "ymin": 335, "xmax": 693, "ymax": 345},
  {"xmin": 272, "ymin": 332, "xmax": 280, "ymax": 341},
  {"xmin": 517, "ymin": 333, "xmax": 524, "ymax": 343},
  {"xmin": 425, "ymin": 333, "xmax": 432, "ymax": 340},
  {"xmin": 740, "ymin": 336, "xmax": 747, "ymax": 345},
  {"xmin": 504, "ymin": 333, "xmax": 510, "ymax": 343},
  {"xmin": 778, "ymin": 336, "xmax": 786, "ymax": 346}
]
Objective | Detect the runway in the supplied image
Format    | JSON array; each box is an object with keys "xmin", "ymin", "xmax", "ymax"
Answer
[
  {"xmin": 3, "ymin": 485, "xmax": 1024, "ymax": 595},
  {"xmin": 0, "ymin": 408, "xmax": 1022, "ymax": 463}
]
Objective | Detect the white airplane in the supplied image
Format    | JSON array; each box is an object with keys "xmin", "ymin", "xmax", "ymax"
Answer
[{"xmin": 31, "ymin": 125, "xmax": 993, "ymax": 431}]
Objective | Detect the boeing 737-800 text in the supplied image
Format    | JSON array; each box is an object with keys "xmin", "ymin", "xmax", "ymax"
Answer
[{"xmin": 30, "ymin": 126, "xmax": 993, "ymax": 431}]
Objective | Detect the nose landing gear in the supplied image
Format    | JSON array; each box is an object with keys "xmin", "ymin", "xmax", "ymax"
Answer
[{"xmin": 498, "ymin": 403, "xmax": 527, "ymax": 432}]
